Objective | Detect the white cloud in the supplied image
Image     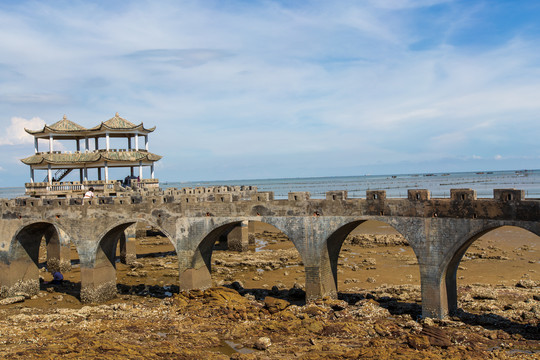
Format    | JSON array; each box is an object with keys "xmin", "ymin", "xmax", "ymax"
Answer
[
  {"xmin": 0, "ymin": 117, "xmax": 45, "ymax": 146},
  {"xmin": 494, "ymin": 155, "xmax": 503, "ymax": 160}
]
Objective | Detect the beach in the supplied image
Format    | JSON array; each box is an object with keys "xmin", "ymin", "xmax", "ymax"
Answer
[{"xmin": 0, "ymin": 221, "xmax": 538, "ymax": 359}]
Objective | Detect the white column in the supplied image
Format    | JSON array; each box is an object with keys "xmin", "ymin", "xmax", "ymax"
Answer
[
  {"xmin": 104, "ymin": 162, "xmax": 109, "ymax": 182},
  {"xmin": 145, "ymin": 135, "xmax": 148, "ymax": 151},
  {"xmin": 134, "ymin": 134, "xmax": 139, "ymax": 151},
  {"xmin": 151, "ymin": 163, "xmax": 155, "ymax": 179},
  {"xmin": 30, "ymin": 167, "xmax": 34, "ymax": 183},
  {"xmin": 106, "ymin": 133, "xmax": 110, "ymax": 151},
  {"xmin": 49, "ymin": 135, "xmax": 53, "ymax": 153},
  {"xmin": 34, "ymin": 138, "xmax": 38, "ymax": 153},
  {"xmin": 47, "ymin": 164, "xmax": 52, "ymax": 184},
  {"xmin": 139, "ymin": 160, "xmax": 143, "ymax": 179}
]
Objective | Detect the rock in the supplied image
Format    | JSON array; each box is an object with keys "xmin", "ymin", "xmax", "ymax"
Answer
[
  {"xmin": 420, "ymin": 325, "xmax": 452, "ymax": 347},
  {"xmin": 516, "ymin": 279, "xmax": 538, "ymax": 289},
  {"xmin": 420, "ymin": 317, "xmax": 435, "ymax": 327},
  {"xmin": 301, "ymin": 318, "xmax": 324, "ymax": 333},
  {"xmin": 230, "ymin": 281, "xmax": 244, "ymax": 291},
  {"xmin": 264, "ymin": 296, "xmax": 290, "ymax": 314},
  {"xmin": 367, "ymin": 277, "xmax": 376, "ymax": 283},
  {"xmin": 407, "ymin": 334, "xmax": 431, "ymax": 350},
  {"xmin": 254, "ymin": 336, "xmax": 271, "ymax": 350},
  {"xmin": 0, "ymin": 296, "xmax": 25, "ymax": 305},
  {"xmin": 205, "ymin": 287, "xmax": 248, "ymax": 306}
]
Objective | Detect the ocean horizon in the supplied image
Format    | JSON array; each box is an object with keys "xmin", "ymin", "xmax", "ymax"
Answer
[{"xmin": 2, "ymin": 169, "xmax": 539, "ymax": 200}]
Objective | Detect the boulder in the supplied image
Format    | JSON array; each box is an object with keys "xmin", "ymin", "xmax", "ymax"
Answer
[
  {"xmin": 264, "ymin": 296, "xmax": 290, "ymax": 314},
  {"xmin": 421, "ymin": 325, "xmax": 452, "ymax": 347}
]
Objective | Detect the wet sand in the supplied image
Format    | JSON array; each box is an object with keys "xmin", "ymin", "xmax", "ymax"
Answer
[{"xmin": 1, "ymin": 221, "xmax": 538, "ymax": 359}]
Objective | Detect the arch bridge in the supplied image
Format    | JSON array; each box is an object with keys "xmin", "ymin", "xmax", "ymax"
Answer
[{"xmin": 0, "ymin": 187, "xmax": 538, "ymax": 319}]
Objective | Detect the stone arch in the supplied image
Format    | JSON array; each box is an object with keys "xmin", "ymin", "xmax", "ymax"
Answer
[
  {"xmin": 81, "ymin": 219, "xmax": 174, "ymax": 303},
  {"xmin": 320, "ymin": 217, "xmax": 419, "ymax": 299},
  {"xmin": 178, "ymin": 217, "xmax": 307, "ymax": 292},
  {"xmin": 1, "ymin": 221, "xmax": 73, "ymax": 298},
  {"xmin": 443, "ymin": 222, "xmax": 540, "ymax": 316}
]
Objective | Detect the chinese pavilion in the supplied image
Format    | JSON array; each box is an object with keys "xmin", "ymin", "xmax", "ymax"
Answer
[{"xmin": 21, "ymin": 113, "xmax": 162, "ymax": 198}]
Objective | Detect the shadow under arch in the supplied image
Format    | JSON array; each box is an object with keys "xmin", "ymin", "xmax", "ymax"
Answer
[
  {"xmin": 444, "ymin": 224, "xmax": 540, "ymax": 317},
  {"xmin": 83, "ymin": 219, "xmax": 174, "ymax": 303},
  {"xmin": 322, "ymin": 218, "xmax": 421, "ymax": 300},
  {"xmin": 1, "ymin": 221, "xmax": 75, "ymax": 298}
]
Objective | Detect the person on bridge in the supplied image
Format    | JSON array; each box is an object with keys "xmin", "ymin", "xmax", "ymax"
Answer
[{"xmin": 84, "ymin": 187, "xmax": 95, "ymax": 199}]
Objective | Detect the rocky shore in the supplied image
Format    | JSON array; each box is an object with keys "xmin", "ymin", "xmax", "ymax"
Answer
[{"xmin": 0, "ymin": 223, "xmax": 538, "ymax": 359}]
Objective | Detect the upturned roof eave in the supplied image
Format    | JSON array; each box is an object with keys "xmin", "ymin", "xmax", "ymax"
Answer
[
  {"xmin": 87, "ymin": 123, "xmax": 155, "ymax": 134},
  {"xmin": 20, "ymin": 150, "xmax": 162, "ymax": 166}
]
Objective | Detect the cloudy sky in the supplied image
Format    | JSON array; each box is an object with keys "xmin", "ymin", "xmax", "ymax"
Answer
[{"xmin": 1, "ymin": 0, "xmax": 539, "ymax": 186}]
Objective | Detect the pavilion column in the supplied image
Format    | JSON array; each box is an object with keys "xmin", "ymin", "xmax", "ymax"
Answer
[
  {"xmin": 135, "ymin": 135, "xmax": 139, "ymax": 151},
  {"xmin": 97, "ymin": 168, "xmax": 102, "ymax": 181},
  {"xmin": 151, "ymin": 163, "xmax": 155, "ymax": 179},
  {"xmin": 84, "ymin": 167, "xmax": 88, "ymax": 181},
  {"xmin": 34, "ymin": 138, "xmax": 38, "ymax": 153},
  {"xmin": 104, "ymin": 161, "xmax": 109, "ymax": 182},
  {"xmin": 145, "ymin": 135, "xmax": 148, "ymax": 151},
  {"xmin": 47, "ymin": 164, "xmax": 52, "ymax": 184},
  {"xmin": 106, "ymin": 133, "xmax": 110, "ymax": 151},
  {"xmin": 85, "ymin": 137, "xmax": 89, "ymax": 151},
  {"xmin": 95, "ymin": 138, "xmax": 99, "ymax": 150},
  {"xmin": 49, "ymin": 135, "xmax": 53, "ymax": 153},
  {"xmin": 30, "ymin": 167, "xmax": 34, "ymax": 183},
  {"xmin": 79, "ymin": 169, "xmax": 83, "ymax": 182},
  {"xmin": 76, "ymin": 139, "xmax": 80, "ymax": 152},
  {"xmin": 128, "ymin": 137, "xmax": 132, "ymax": 150},
  {"xmin": 130, "ymin": 167, "xmax": 134, "ymax": 177},
  {"xmin": 139, "ymin": 161, "xmax": 143, "ymax": 179}
]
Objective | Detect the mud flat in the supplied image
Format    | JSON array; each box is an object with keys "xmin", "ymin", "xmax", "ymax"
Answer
[{"xmin": 0, "ymin": 222, "xmax": 538, "ymax": 359}]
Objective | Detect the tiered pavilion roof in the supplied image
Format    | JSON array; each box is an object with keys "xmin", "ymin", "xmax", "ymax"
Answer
[{"xmin": 21, "ymin": 113, "xmax": 161, "ymax": 193}]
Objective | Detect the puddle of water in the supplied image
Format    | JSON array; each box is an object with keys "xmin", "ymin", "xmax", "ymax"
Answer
[
  {"xmin": 211, "ymin": 340, "xmax": 255, "ymax": 355},
  {"xmin": 255, "ymin": 238, "xmax": 268, "ymax": 252}
]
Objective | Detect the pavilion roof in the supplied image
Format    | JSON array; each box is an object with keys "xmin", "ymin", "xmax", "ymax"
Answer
[
  {"xmin": 24, "ymin": 113, "xmax": 155, "ymax": 137},
  {"xmin": 21, "ymin": 150, "xmax": 162, "ymax": 166},
  {"xmin": 25, "ymin": 115, "xmax": 87, "ymax": 135},
  {"xmin": 89, "ymin": 113, "xmax": 155, "ymax": 133}
]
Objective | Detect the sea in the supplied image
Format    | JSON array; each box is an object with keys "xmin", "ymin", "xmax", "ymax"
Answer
[{"xmin": 2, "ymin": 169, "xmax": 539, "ymax": 200}]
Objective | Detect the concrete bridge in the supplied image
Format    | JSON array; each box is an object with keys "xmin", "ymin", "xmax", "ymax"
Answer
[{"xmin": 0, "ymin": 186, "xmax": 538, "ymax": 319}]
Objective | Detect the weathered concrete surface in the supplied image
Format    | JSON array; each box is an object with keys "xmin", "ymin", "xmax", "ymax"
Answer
[{"xmin": 0, "ymin": 187, "xmax": 538, "ymax": 317}]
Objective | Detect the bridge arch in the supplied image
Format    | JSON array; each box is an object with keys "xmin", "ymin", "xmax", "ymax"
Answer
[
  {"xmin": 443, "ymin": 222, "xmax": 540, "ymax": 317},
  {"xmin": 319, "ymin": 217, "xmax": 421, "ymax": 300},
  {"xmin": 179, "ymin": 217, "xmax": 307, "ymax": 292},
  {"xmin": 1, "ymin": 221, "xmax": 75, "ymax": 298},
  {"xmin": 81, "ymin": 218, "xmax": 175, "ymax": 303}
]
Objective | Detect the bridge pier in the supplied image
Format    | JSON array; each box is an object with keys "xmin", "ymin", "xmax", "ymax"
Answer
[
  {"xmin": 178, "ymin": 248, "xmax": 213, "ymax": 291},
  {"xmin": 79, "ymin": 227, "xmax": 124, "ymax": 303},
  {"xmin": 227, "ymin": 220, "xmax": 249, "ymax": 252},
  {"xmin": 46, "ymin": 227, "xmax": 72, "ymax": 273},
  {"xmin": 119, "ymin": 225, "xmax": 137, "ymax": 265},
  {"xmin": 419, "ymin": 267, "xmax": 449, "ymax": 319}
]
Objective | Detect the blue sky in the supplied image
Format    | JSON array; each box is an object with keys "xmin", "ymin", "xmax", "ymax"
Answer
[{"xmin": 1, "ymin": 0, "xmax": 539, "ymax": 186}]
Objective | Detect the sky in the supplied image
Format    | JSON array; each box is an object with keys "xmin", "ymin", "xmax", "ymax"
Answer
[{"xmin": 1, "ymin": 0, "xmax": 539, "ymax": 186}]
